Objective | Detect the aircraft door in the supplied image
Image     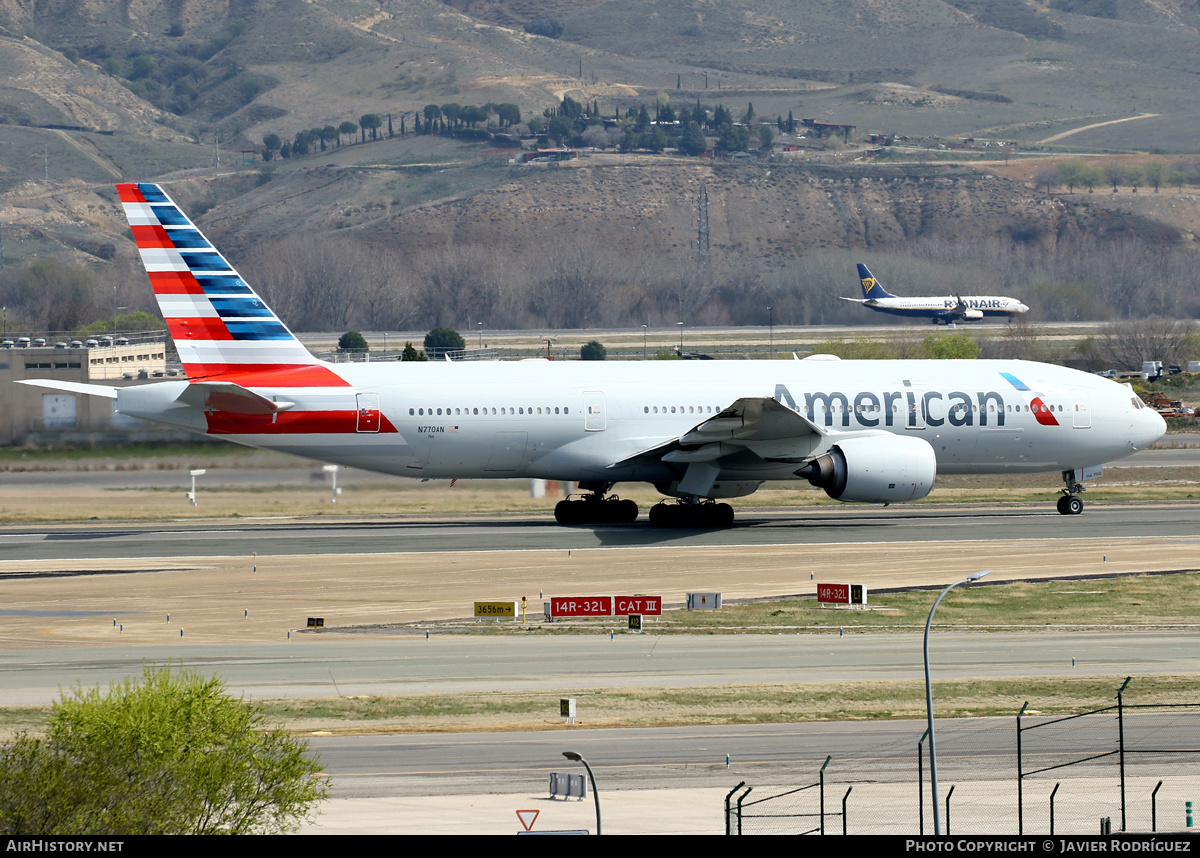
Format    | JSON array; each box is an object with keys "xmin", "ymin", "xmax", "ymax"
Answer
[
  {"xmin": 1070, "ymin": 390, "xmax": 1092, "ymax": 428},
  {"xmin": 906, "ymin": 388, "xmax": 927, "ymax": 430},
  {"xmin": 356, "ymin": 393, "xmax": 381, "ymax": 433},
  {"xmin": 583, "ymin": 391, "xmax": 606, "ymax": 431}
]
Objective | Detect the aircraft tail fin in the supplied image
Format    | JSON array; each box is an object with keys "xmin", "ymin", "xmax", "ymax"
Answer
[
  {"xmin": 117, "ymin": 182, "xmax": 328, "ymax": 384},
  {"xmin": 856, "ymin": 263, "xmax": 896, "ymax": 300}
]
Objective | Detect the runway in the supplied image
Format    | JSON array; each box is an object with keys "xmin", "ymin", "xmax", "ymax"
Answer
[{"xmin": 2, "ymin": 503, "xmax": 1199, "ymax": 562}]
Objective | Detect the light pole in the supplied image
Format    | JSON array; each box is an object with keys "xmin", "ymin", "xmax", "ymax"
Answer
[
  {"xmin": 924, "ymin": 569, "xmax": 992, "ymax": 835},
  {"xmin": 562, "ymin": 752, "xmax": 601, "ymax": 835},
  {"xmin": 767, "ymin": 305, "xmax": 774, "ymax": 357},
  {"xmin": 641, "ymin": 324, "xmax": 647, "ymax": 360},
  {"xmin": 676, "ymin": 321, "xmax": 683, "ymax": 356},
  {"xmin": 477, "ymin": 321, "xmax": 483, "ymax": 349}
]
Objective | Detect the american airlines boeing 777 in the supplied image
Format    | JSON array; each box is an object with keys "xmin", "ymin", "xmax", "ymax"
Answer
[{"xmin": 18, "ymin": 184, "xmax": 1164, "ymax": 527}]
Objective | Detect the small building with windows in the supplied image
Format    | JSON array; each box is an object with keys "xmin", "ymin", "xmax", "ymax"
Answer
[{"xmin": 0, "ymin": 333, "xmax": 180, "ymax": 445}]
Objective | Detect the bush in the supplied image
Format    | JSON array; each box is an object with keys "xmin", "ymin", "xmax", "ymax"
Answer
[
  {"xmin": 338, "ymin": 331, "xmax": 368, "ymax": 351},
  {"xmin": 524, "ymin": 18, "xmax": 565, "ymax": 38},
  {"xmin": 424, "ymin": 327, "xmax": 465, "ymax": 357},
  {"xmin": 0, "ymin": 665, "xmax": 328, "ymax": 834},
  {"xmin": 580, "ymin": 340, "xmax": 607, "ymax": 361}
]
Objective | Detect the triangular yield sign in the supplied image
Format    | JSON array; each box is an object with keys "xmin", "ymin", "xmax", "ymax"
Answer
[{"xmin": 516, "ymin": 808, "xmax": 540, "ymax": 831}]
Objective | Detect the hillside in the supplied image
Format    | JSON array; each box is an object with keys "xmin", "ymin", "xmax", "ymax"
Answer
[{"xmin": 0, "ymin": 0, "xmax": 1199, "ymax": 334}]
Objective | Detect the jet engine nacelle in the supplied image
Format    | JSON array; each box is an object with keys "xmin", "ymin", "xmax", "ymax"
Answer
[{"xmin": 795, "ymin": 435, "xmax": 936, "ymax": 503}]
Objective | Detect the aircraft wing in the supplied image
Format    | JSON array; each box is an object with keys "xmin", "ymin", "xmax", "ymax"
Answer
[
  {"xmin": 838, "ymin": 297, "xmax": 869, "ymax": 304},
  {"xmin": 609, "ymin": 396, "xmax": 827, "ymax": 471}
]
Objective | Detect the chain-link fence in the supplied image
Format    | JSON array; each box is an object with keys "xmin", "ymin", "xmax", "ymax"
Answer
[{"xmin": 726, "ymin": 701, "xmax": 1200, "ymax": 834}]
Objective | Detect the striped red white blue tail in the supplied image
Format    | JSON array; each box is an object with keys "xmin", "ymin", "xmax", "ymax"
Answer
[{"xmin": 117, "ymin": 182, "xmax": 332, "ymax": 385}]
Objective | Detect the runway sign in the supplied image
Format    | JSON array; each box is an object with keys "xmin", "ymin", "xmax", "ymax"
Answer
[
  {"xmin": 615, "ymin": 596, "xmax": 662, "ymax": 616},
  {"xmin": 475, "ymin": 601, "xmax": 518, "ymax": 618},
  {"xmin": 817, "ymin": 583, "xmax": 868, "ymax": 606},
  {"xmin": 549, "ymin": 597, "xmax": 613, "ymax": 617}
]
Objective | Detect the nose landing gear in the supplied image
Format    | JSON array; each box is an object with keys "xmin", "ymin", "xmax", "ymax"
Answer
[{"xmin": 1057, "ymin": 470, "xmax": 1085, "ymax": 515}]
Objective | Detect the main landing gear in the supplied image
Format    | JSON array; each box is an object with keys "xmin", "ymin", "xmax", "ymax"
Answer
[
  {"xmin": 1057, "ymin": 470, "xmax": 1085, "ymax": 515},
  {"xmin": 554, "ymin": 488, "xmax": 639, "ymax": 525},
  {"xmin": 648, "ymin": 500, "xmax": 734, "ymax": 528}
]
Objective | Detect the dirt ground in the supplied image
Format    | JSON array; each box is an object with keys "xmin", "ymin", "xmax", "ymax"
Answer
[{"xmin": 3, "ymin": 528, "xmax": 1197, "ymax": 650}]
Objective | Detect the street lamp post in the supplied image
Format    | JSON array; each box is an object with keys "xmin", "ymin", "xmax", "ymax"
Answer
[
  {"xmin": 562, "ymin": 752, "xmax": 601, "ymax": 835},
  {"xmin": 641, "ymin": 324, "xmax": 647, "ymax": 360},
  {"xmin": 767, "ymin": 305, "xmax": 774, "ymax": 357},
  {"xmin": 477, "ymin": 321, "xmax": 483, "ymax": 349},
  {"xmin": 924, "ymin": 569, "xmax": 992, "ymax": 835},
  {"xmin": 676, "ymin": 321, "xmax": 683, "ymax": 356}
]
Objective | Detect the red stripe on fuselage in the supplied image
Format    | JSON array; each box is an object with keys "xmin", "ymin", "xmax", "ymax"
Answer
[
  {"xmin": 167, "ymin": 318, "xmax": 232, "ymax": 340},
  {"xmin": 205, "ymin": 410, "xmax": 398, "ymax": 435},
  {"xmin": 131, "ymin": 224, "xmax": 173, "ymax": 248},
  {"xmin": 148, "ymin": 270, "xmax": 205, "ymax": 295},
  {"xmin": 116, "ymin": 183, "xmax": 145, "ymax": 203},
  {"xmin": 182, "ymin": 364, "xmax": 351, "ymax": 387}
]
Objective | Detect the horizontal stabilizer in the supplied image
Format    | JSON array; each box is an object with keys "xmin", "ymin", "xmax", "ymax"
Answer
[
  {"xmin": 15, "ymin": 379, "xmax": 118, "ymax": 399},
  {"xmin": 175, "ymin": 382, "xmax": 295, "ymax": 415}
]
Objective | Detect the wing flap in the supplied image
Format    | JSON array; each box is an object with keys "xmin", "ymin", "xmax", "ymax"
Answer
[{"xmin": 609, "ymin": 396, "xmax": 826, "ymax": 470}]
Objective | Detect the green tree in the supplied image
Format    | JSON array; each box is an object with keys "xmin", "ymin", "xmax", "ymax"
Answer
[
  {"xmin": 460, "ymin": 105, "xmax": 488, "ymax": 127},
  {"xmin": 495, "ymin": 103, "xmax": 520, "ymax": 126},
  {"xmin": 128, "ymin": 55, "xmax": 156, "ymax": 81},
  {"xmin": 338, "ymin": 120, "xmax": 357, "ymax": 145},
  {"xmin": 922, "ymin": 333, "xmax": 979, "ymax": 360},
  {"xmin": 400, "ymin": 342, "xmax": 428, "ymax": 361},
  {"xmin": 440, "ymin": 104, "xmax": 462, "ymax": 128},
  {"xmin": 424, "ymin": 326, "xmax": 465, "ymax": 357},
  {"xmin": 359, "ymin": 113, "xmax": 382, "ymax": 141},
  {"xmin": 0, "ymin": 665, "xmax": 328, "ymax": 834},
  {"xmin": 338, "ymin": 330, "xmax": 368, "ymax": 352},
  {"xmin": 678, "ymin": 121, "xmax": 707, "ymax": 156},
  {"xmin": 580, "ymin": 340, "xmax": 607, "ymax": 360}
]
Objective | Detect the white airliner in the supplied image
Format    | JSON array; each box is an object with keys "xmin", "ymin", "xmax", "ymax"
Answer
[
  {"xmin": 842, "ymin": 263, "xmax": 1029, "ymax": 324},
  {"xmin": 18, "ymin": 184, "xmax": 1163, "ymax": 526}
]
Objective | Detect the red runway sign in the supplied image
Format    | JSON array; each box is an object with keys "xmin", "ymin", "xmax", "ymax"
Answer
[
  {"xmin": 614, "ymin": 596, "xmax": 662, "ymax": 616},
  {"xmin": 549, "ymin": 596, "xmax": 613, "ymax": 617}
]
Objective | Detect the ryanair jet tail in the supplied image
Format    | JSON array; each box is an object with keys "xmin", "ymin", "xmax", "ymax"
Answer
[
  {"xmin": 841, "ymin": 263, "xmax": 1030, "ymax": 324},
  {"xmin": 16, "ymin": 184, "xmax": 1160, "ymax": 527}
]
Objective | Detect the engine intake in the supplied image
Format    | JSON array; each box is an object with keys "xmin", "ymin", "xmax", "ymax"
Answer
[{"xmin": 795, "ymin": 435, "xmax": 936, "ymax": 503}]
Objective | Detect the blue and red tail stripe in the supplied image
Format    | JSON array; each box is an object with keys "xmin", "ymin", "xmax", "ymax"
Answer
[{"xmin": 117, "ymin": 181, "xmax": 343, "ymax": 386}]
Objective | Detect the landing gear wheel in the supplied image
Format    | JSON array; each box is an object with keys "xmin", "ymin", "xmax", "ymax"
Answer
[
  {"xmin": 648, "ymin": 501, "xmax": 734, "ymax": 529},
  {"xmin": 1057, "ymin": 494, "xmax": 1084, "ymax": 515},
  {"xmin": 554, "ymin": 496, "xmax": 639, "ymax": 525}
]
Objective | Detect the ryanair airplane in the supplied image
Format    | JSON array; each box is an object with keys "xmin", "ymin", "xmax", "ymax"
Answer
[
  {"xmin": 17, "ymin": 185, "xmax": 1160, "ymax": 528},
  {"xmin": 842, "ymin": 263, "xmax": 1029, "ymax": 324}
]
